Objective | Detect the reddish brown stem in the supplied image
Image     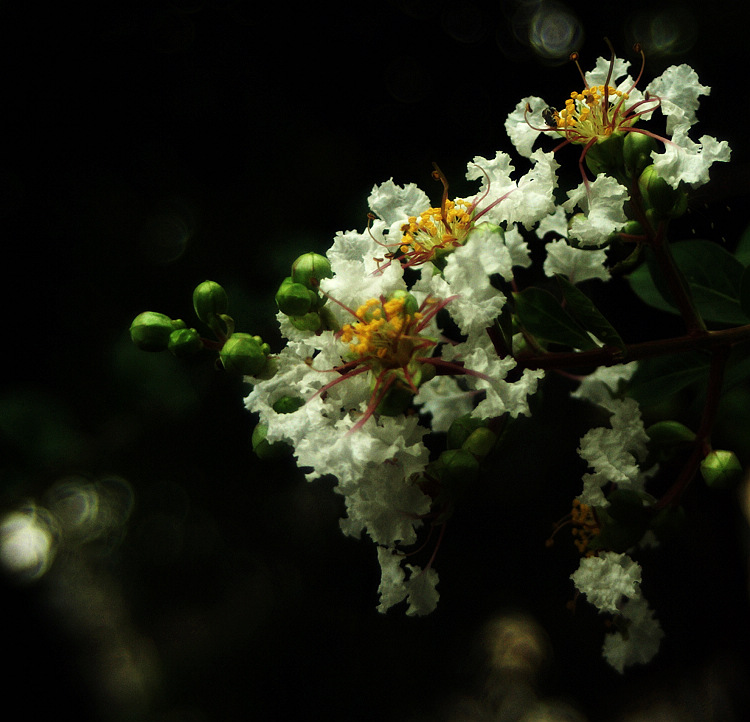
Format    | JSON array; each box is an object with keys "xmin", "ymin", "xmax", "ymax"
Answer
[
  {"xmin": 515, "ymin": 325, "xmax": 750, "ymax": 371},
  {"xmin": 656, "ymin": 345, "xmax": 730, "ymax": 508}
]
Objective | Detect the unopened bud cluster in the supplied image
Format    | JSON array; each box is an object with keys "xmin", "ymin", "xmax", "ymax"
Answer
[
  {"xmin": 129, "ymin": 280, "xmax": 271, "ymax": 375},
  {"xmin": 275, "ymin": 252, "xmax": 333, "ymax": 332}
]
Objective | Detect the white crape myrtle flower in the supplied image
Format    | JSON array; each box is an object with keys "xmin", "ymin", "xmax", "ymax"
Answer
[
  {"xmin": 570, "ymin": 551, "xmax": 642, "ymax": 614},
  {"xmin": 535, "ymin": 204, "xmax": 611, "ymax": 283},
  {"xmin": 535, "ymin": 205, "xmax": 568, "ymax": 239},
  {"xmin": 414, "ymin": 375, "xmax": 474, "ymax": 433},
  {"xmin": 563, "ymin": 175, "xmax": 628, "ymax": 246},
  {"xmin": 411, "ymin": 223, "xmax": 512, "ymax": 340},
  {"xmin": 651, "ymin": 124, "xmax": 731, "ymax": 189},
  {"xmin": 504, "ymin": 54, "xmax": 646, "ymax": 160},
  {"xmin": 409, "ymin": 226, "xmax": 545, "ymax": 420},
  {"xmin": 543, "ymin": 238, "xmax": 609, "ymax": 284},
  {"xmin": 503, "ymin": 223, "xmax": 533, "ymax": 269},
  {"xmin": 602, "ymin": 596, "xmax": 665, "ymax": 672},
  {"xmin": 571, "ymin": 362, "xmax": 639, "ymax": 407},
  {"xmin": 505, "ymin": 96, "xmax": 548, "ymax": 159},
  {"xmin": 376, "ymin": 547, "xmax": 439, "ymax": 616},
  {"xmin": 577, "ymin": 397, "xmax": 651, "ymax": 507},
  {"xmin": 505, "ymin": 51, "xmax": 729, "ymax": 190},
  {"xmin": 465, "ymin": 149, "xmax": 560, "ymax": 230},
  {"xmin": 643, "ymin": 63, "xmax": 709, "ymax": 135},
  {"xmin": 461, "ymin": 336, "xmax": 544, "ymax": 420},
  {"xmin": 368, "ymin": 177, "xmax": 431, "ymax": 239}
]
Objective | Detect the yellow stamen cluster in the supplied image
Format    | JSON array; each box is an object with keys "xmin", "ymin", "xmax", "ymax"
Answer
[
  {"xmin": 340, "ymin": 297, "xmax": 422, "ymax": 367},
  {"xmin": 570, "ymin": 499, "xmax": 600, "ymax": 555},
  {"xmin": 400, "ymin": 199, "xmax": 473, "ymax": 255},
  {"xmin": 551, "ymin": 84, "xmax": 632, "ymax": 141}
]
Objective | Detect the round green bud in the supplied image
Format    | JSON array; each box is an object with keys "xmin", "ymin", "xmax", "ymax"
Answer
[
  {"xmin": 275, "ymin": 281, "xmax": 314, "ymax": 316},
  {"xmin": 272, "ymin": 396, "xmax": 305, "ymax": 414},
  {"xmin": 291, "ymin": 252, "xmax": 333, "ymax": 290},
  {"xmin": 193, "ymin": 280, "xmax": 229, "ymax": 324},
  {"xmin": 219, "ymin": 333, "xmax": 270, "ymax": 375},
  {"xmin": 700, "ymin": 450, "xmax": 743, "ymax": 489},
  {"xmin": 387, "ymin": 289, "xmax": 419, "ymax": 316},
  {"xmin": 289, "ymin": 311, "xmax": 322, "ymax": 332},
  {"xmin": 252, "ymin": 423, "xmax": 291, "ymax": 459},
  {"xmin": 446, "ymin": 414, "xmax": 487, "ymax": 450},
  {"xmin": 638, "ymin": 165, "xmax": 689, "ymax": 218},
  {"xmin": 623, "ymin": 131, "xmax": 657, "ymax": 177},
  {"xmin": 461, "ymin": 427, "xmax": 498, "ymax": 460},
  {"xmin": 619, "ymin": 220, "xmax": 645, "ymax": 237},
  {"xmin": 130, "ymin": 311, "xmax": 175, "ymax": 351},
  {"xmin": 168, "ymin": 327, "xmax": 203, "ymax": 357},
  {"xmin": 438, "ymin": 448, "xmax": 480, "ymax": 491}
]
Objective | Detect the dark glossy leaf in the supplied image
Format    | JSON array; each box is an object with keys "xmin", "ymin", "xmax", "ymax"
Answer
[
  {"xmin": 555, "ymin": 274, "xmax": 625, "ymax": 350},
  {"xmin": 625, "ymin": 252, "xmax": 676, "ymax": 315},
  {"xmin": 733, "ymin": 222, "xmax": 750, "ymax": 266},
  {"xmin": 739, "ymin": 265, "xmax": 750, "ymax": 319},
  {"xmin": 627, "ymin": 240, "xmax": 750, "ymax": 325},
  {"xmin": 628, "ymin": 352, "xmax": 711, "ymax": 405},
  {"xmin": 513, "ymin": 287, "xmax": 598, "ymax": 350}
]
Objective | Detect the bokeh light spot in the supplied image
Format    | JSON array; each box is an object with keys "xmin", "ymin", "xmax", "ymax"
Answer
[
  {"xmin": 0, "ymin": 505, "xmax": 58, "ymax": 582},
  {"xmin": 625, "ymin": 8, "xmax": 698, "ymax": 58},
  {"xmin": 528, "ymin": 2, "xmax": 582, "ymax": 61}
]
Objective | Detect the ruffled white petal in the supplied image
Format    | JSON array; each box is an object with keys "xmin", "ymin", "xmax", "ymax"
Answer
[
  {"xmin": 651, "ymin": 126, "xmax": 731, "ymax": 189},
  {"xmin": 570, "ymin": 551, "xmax": 642, "ymax": 614},
  {"xmin": 543, "ymin": 239, "xmax": 609, "ymax": 284},
  {"xmin": 645, "ymin": 63, "xmax": 710, "ymax": 134},
  {"xmin": 563, "ymin": 175, "xmax": 628, "ymax": 246}
]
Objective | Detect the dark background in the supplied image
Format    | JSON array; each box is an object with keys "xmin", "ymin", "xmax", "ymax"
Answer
[{"xmin": 2, "ymin": 1, "xmax": 750, "ymax": 720}]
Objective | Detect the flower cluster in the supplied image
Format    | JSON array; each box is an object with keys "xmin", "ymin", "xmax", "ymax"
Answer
[
  {"xmin": 241, "ymin": 48, "xmax": 730, "ymax": 639},
  {"xmin": 131, "ymin": 45, "xmax": 740, "ymax": 675}
]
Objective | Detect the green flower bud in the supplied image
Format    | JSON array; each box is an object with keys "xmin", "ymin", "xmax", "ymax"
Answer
[
  {"xmin": 291, "ymin": 252, "xmax": 333, "ymax": 290},
  {"xmin": 272, "ymin": 396, "xmax": 305, "ymax": 414},
  {"xmin": 275, "ymin": 281, "xmax": 315, "ymax": 316},
  {"xmin": 619, "ymin": 220, "xmax": 645, "ymax": 237},
  {"xmin": 289, "ymin": 311, "xmax": 322, "ymax": 332},
  {"xmin": 461, "ymin": 427, "xmax": 497, "ymax": 460},
  {"xmin": 193, "ymin": 280, "xmax": 229, "ymax": 324},
  {"xmin": 219, "ymin": 333, "xmax": 270, "ymax": 375},
  {"xmin": 638, "ymin": 165, "xmax": 689, "ymax": 218},
  {"xmin": 438, "ymin": 448, "xmax": 480, "ymax": 492},
  {"xmin": 623, "ymin": 131, "xmax": 657, "ymax": 177},
  {"xmin": 252, "ymin": 423, "xmax": 291, "ymax": 459},
  {"xmin": 700, "ymin": 450, "xmax": 743, "ymax": 489},
  {"xmin": 130, "ymin": 311, "xmax": 175, "ymax": 351},
  {"xmin": 168, "ymin": 327, "xmax": 203, "ymax": 357},
  {"xmin": 446, "ymin": 414, "xmax": 487, "ymax": 449}
]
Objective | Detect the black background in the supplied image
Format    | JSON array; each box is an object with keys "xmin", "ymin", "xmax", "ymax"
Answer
[{"xmin": 2, "ymin": 1, "xmax": 750, "ymax": 720}]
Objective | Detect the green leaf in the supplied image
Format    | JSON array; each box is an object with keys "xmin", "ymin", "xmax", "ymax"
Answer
[
  {"xmin": 625, "ymin": 253, "xmax": 677, "ymax": 315},
  {"xmin": 512, "ymin": 287, "xmax": 598, "ymax": 351},
  {"xmin": 627, "ymin": 240, "xmax": 750, "ymax": 325},
  {"xmin": 628, "ymin": 351, "xmax": 710, "ymax": 404},
  {"xmin": 739, "ymin": 265, "xmax": 750, "ymax": 319},
  {"xmin": 555, "ymin": 275, "xmax": 625, "ymax": 350},
  {"xmin": 733, "ymin": 222, "xmax": 750, "ymax": 266}
]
